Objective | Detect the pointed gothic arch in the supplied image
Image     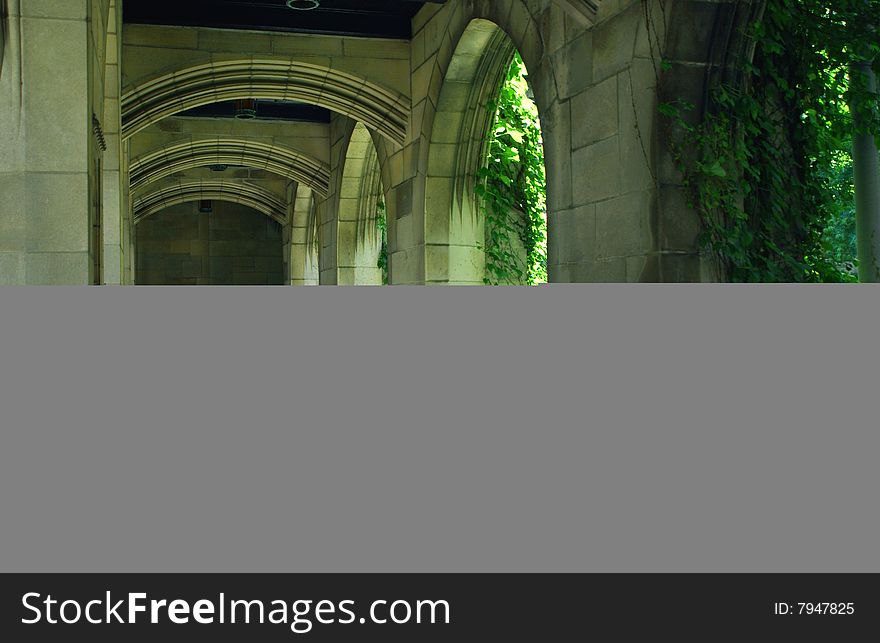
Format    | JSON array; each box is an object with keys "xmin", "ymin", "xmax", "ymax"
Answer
[
  {"xmin": 121, "ymin": 58, "xmax": 409, "ymax": 145},
  {"xmin": 130, "ymin": 138, "xmax": 330, "ymax": 197},
  {"xmin": 134, "ymin": 180, "xmax": 287, "ymax": 225}
]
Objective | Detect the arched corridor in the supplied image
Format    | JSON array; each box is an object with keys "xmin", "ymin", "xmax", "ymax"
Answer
[
  {"xmin": 136, "ymin": 200, "xmax": 285, "ymax": 285},
  {"xmin": 3, "ymin": 0, "xmax": 864, "ymax": 285},
  {"xmin": 3, "ymin": 3, "xmax": 880, "ymax": 617}
]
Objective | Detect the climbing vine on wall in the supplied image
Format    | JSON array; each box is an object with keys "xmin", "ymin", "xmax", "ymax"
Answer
[
  {"xmin": 476, "ymin": 53, "xmax": 548, "ymax": 285},
  {"xmin": 659, "ymin": 0, "xmax": 879, "ymax": 282},
  {"xmin": 376, "ymin": 197, "xmax": 388, "ymax": 285}
]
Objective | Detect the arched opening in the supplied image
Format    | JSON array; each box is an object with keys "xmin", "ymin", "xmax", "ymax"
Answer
[
  {"xmin": 425, "ymin": 19, "xmax": 548, "ymax": 285},
  {"xmin": 132, "ymin": 179, "xmax": 287, "ymax": 286},
  {"xmin": 122, "ymin": 58, "xmax": 401, "ymax": 287},
  {"xmin": 328, "ymin": 121, "xmax": 386, "ymax": 286},
  {"xmin": 135, "ymin": 200, "xmax": 284, "ymax": 286},
  {"xmin": 478, "ymin": 52, "xmax": 548, "ymax": 285}
]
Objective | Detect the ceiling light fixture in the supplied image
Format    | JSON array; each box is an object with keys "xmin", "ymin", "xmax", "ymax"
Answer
[
  {"xmin": 233, "ymin": 99, "xmax": 258, "ymax": 120},
  {"xmin": 286, "ymin": 0, "xmax": 320, "ymax": 10}
]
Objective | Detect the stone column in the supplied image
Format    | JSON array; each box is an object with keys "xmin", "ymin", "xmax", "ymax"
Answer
[
  {"xmin": 101, "ymin": 0, "xmax": 124, "ymax": 284},
  {"xmin": 336, "ymin": 125, "xmax": 383, "ymax": 286},
  {"xmin": 289, "ymin": 186, "xmax": 319, "ymax": 285},
  {"xmin": 851, "ymin": 60, "xmax": 880, "ymax": 282},
  {"xmin": 0, "ymin": 0, "xmax": 97, "ymax": 284},
  {"xmin": 317, "ymin": 116, "xmax": 348, "ymax": 285},
  {"xmin": 281, "ymin": 181, "xmax": 295, "ymax": 285},
  {"xmin": 121, "ymin": 139, "xmax": 135, "ymax": 284}
]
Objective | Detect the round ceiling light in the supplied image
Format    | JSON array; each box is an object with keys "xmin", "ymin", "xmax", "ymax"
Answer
[
  {"xmin": 233, "ymin": 99, "xmax": 258, "ymax": 120},
  {"xmin": 286, "ymin": 0, "xmax": 320, "ymax": 10}
]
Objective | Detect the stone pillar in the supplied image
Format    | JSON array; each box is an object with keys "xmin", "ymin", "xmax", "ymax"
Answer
[
  {"xmin": 336, "ymin": 124, "xmax": 383, "ymax": 286},
  {"xmin": 0, "ymin": 2, "xmax": 5, "ymax": 73},
  {"xmin": 317, "ymin": 116, "xmax": 349, "ymax": 285},
  {"xmin": 544, "ymin": 3, "xmax": 660, "ymax": 282},
  {"xmin": 320, "ymin": 114, "xmax": 385, "ymax": 286},
  {"xmin": 0, "ymin": 0, "xmax": 99, "ymax": 284},
  {"xmin": 101, "ymin": 0, "xmax": 124, "ymax": 284},
  {"xmin": 289, "ymin": 185, "xmax": 318, "ymax": 285},
  {"xmin": 851, "ymin": 60, "xmax": 880, "ymax": 282},
  {"xmin": 282, "ymin": 191, "xmax": 293, "ymax": 285},
  {"xmin": 121, "ymin": 139, "xmax": 135, "ymax": 284},
  {"xmin": 421, "ymin": 19, "xmax": 503, "ymax": 285}
]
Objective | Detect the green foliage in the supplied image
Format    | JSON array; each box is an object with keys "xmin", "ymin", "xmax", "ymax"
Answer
[
  {"xmin": 376, "ymin": 197, "xmax": 388, "ymax": 285},
  {"xmin": 476, "ymin": 53, "xmax": 548, "ymax": 285},
  {"xmin": 819, "ymin": 154, "xmax": 857, "ymax": 274},
  {"xmin": 660, "ymin": 0, "xmax": 878, "ymax": 282}
]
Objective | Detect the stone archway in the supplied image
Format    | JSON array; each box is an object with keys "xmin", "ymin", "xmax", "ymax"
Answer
[
  {"xmin": 134, "ymin": 180, "xmax": 288, "ymax": 225},
  {"xmin": 129, "ymin": 138, "xmax": 330, "ymax": 197},
  {"xmin": 424, "ymin": 19, "xmax": 517, "ymax": 284},
  {"xmin": 121, "ymin": 58, "xmax": 409, "ymax": 145},
  {"xmin": 391, "ymin": 0, "xmax": 559, "ymax": 285},
  {"xmin": 288, "ymin": 186, "xmax": 319, "ymax": 286},
  {"xmin": 316, "ymin": 118, "xmax": 387, "ymax": 285},
  {"xmin": 334, "ymin": 122, "xmax": 385, "ymax": 286}
]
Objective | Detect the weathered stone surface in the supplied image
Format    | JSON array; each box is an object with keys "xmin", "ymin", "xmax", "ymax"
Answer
[
  {"xmin": 572, "ymin": 136, "xmax": 621, "ymax": 206},
  {"xmin": 571, "ymin": 76, "xmax": 619, "ymax": 149},
  {"xmin": 135, "ymin": 201, "xmax": 284, "ymax": 285},
  {"xmin": 1, "ymin": 0, "xmax": 730, "ymax": 284}
]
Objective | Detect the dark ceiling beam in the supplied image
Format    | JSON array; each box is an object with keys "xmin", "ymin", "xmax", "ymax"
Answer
[
  {"xmin": 124, "ymin": 1, "xmax": 449, "ymax": 40},
  {"xmin": 177, "ymin": 100, "xmax": 332, "ymax": 124}
]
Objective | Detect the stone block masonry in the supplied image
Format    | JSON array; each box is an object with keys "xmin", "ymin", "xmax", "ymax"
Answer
[{"xmin": 135, "ymin": 202, "xmax": 283, "ymax": 286}]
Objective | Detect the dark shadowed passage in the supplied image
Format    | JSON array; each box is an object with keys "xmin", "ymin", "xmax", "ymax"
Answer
[{"xmin": 136, "ymin": 202, "xmax": 284, "ymax": 285}]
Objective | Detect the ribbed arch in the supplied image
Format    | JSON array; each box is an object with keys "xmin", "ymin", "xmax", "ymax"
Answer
[
  {"xmin": 430, "ymin": 20, "xmax": 515, "ymax": 219},
  {"xmin": 343, "ymin": 123, "xmax": 384, "ymax": 246},
  {"xmin": 121, "ymin": 58, "xmax": 409, "ymax": 145},
  {"xmin": 335, "ymin": 122, "xmax": 384, "ymax": 285},
  {"xmin": 423, "ymin": 19, "xmax": 518, "ymax": 284},
  {"xmin": 134, "ymin": 180, "xmax": 287, "ymax": 225},
  {"xmin": 130, "ymin": 138, "xmax": 331, "ymax": 196}
]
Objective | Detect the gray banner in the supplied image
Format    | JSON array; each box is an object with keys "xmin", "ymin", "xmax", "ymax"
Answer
[{"xmin": 0, "ymin": 286, "xmax": 877, "ymax": 572}]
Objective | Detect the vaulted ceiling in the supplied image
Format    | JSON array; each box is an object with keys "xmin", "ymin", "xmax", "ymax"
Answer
[{"xmin": 123, "ymin": 0, "xmax": 446, "ymax": 40}]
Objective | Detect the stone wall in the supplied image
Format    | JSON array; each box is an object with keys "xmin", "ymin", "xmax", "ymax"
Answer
[
  {"xmin": 0, "ymin": 0, "xmax": 111, "ymax": 284},
  {"xmin": 101, "ymin": 0, "xmax": 127, "ymax": 285},
  {"xmin": 370, "ymin": 0, "xmax": 730, "ymax": 284},
  {"xmin": 0, "ymin": 0, "xmax": 753, "ymax": 284},
  {"xmin": 116, "ymin": 0, "xmax": 743, "ymax": 285},
  {"xmin": 136, "ymin": 201, "xmax": 284, "ymax": 285},
  {"xmin": 0, "ymin": 2, "xmax": 5, "ymax": 76}
]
